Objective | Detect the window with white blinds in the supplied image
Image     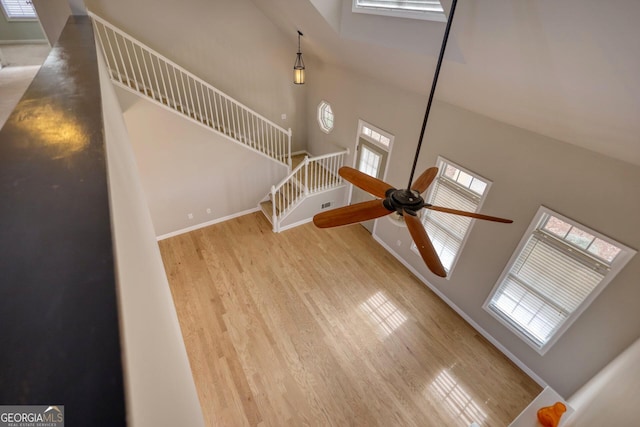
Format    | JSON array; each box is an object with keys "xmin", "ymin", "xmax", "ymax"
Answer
[
  {"xmin": 1, "ymin": 0, "xmax": 37, "ymax": 20},
  {"xmin": 485, "ymin": 206, "xmax": 636, "ymax": 354},
  {"xmin": 412, "ymin": 157, "xmax": 491, "ymax": 275},
  {"xmin": 352, "ymin": 0, "xmax": 445, "ymax": 21}
]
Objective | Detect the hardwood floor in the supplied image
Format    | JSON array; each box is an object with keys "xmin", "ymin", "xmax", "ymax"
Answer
[{"xmin": 159, "ymin": 212, "xmax": 541, "ymax": 426}]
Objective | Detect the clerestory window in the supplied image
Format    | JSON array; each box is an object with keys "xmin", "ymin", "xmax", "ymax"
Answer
[{"xmin": 352, "ymin": 0, "xmax": 445, "ymax": 22}]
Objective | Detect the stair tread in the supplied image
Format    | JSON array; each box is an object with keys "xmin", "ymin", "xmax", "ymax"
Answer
[{"xmin": 260, "ymin": 200, "xmax": 278, "ymax": 218}]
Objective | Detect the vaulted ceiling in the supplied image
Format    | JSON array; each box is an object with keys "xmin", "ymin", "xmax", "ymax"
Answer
[{"xmin": 250, "ymin": 0, "xmax": 640, "ymax": 166}]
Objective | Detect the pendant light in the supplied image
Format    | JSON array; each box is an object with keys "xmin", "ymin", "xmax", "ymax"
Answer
[{"xmin": 293, "ymin": 30, "xmax": 305, "ymax": 85}]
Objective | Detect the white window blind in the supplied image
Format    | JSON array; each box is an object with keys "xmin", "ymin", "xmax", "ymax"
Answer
[
  {"xmin": 485, "ymin": 207, "xmax": 636, "ymax": 354},
  {"xmin": 1, "ymin": 0, "xmax": 37, "ymax": 19},
  {"xmin": 355, "ymin": 0, "xmax": 443, "ymax": 13},
  {"xmin": 415, "ymin": 158, "xmax": 491, "ymax": 274},
  {"xmin": 352, "ymin": 0, "xmax": 445, "ymax": 21}
]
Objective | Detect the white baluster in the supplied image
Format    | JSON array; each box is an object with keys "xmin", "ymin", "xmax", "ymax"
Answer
[
  {"xmin": 205, "ymin": 88, "xmax": 214, "ymax": 128},
  {"xmin": 151, "ymin": 56, "xmax": 165, "ymax": 105},
  {"xmin": 170, "ymin": 66, "xmax": 182, "ymax": 110},
  {"xmin": 213, "ymin": 92, "xmax": 221, "ymax": 130},
  {"xmin": 287, "ymin": 128, "xmax": 292, "ymax": 169},
  {"xmin": 131, "ymin": 43, "xmax": 146, "ymax": 92},
  {"xmin": 140, "ymin": 48, "xmax": 153, "ymax": 99},
  {"xmin": 304, "ymin": 156, "xmax": 309, "ymax": 196},
  {"xmin": 120, "ymin": 36, "xmax": 137, "ymax": 90}
]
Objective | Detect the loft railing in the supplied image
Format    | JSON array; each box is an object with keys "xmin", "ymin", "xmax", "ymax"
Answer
[
  {"xmin": 89, "ymin": 13, "xmax": 292, "ymax": 168},
  {"xmin": 269, "ymin": 149, "xmax": 348, "ymax": 231}
]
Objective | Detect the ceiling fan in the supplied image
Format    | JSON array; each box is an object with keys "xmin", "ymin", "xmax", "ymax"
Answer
[{"xmin": 312, "ymin": 0, "xmax": 512, "ymax": 278}]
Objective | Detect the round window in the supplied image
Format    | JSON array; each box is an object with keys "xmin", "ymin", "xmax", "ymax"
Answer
[{"xmin": 317, "ymin": 101, "xmax": 334, "ymax": 133}]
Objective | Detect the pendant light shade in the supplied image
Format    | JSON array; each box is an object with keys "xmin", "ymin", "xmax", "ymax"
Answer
[{"xmin": 293, "ymin": 30, "xmax": 305, "ymax": 85}]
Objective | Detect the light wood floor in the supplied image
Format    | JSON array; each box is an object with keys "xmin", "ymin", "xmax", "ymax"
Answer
[{"xmin": 159, "ymin": 212, "xmax": 541, "ymax": 426}]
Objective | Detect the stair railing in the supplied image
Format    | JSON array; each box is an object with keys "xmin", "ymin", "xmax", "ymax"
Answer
[
  {"xmin": 269, "ymin": 149, "xmax": 349, "ymax": 231},
  {"xmin": 89, "ymin": 12, "xmax": 292, "ymax": 168}
]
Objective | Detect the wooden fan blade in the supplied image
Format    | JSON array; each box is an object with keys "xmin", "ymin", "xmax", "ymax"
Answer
[
  {"xmin": 313, "ymin": 199, "xmax": 393, "ymax": 228},
  {"xmin": 404, "ymin": 210, "xmax": 447, "ymax": 277},
  {"xmin": 339, "ymin": 166, "xmax": 395, "ymax": 198},
  {"xmin": 411, "ymin": 167, "xmax": 439, "ymax": 194},
  {"xmin": 427, "ymin": 206, "xmax": 513, "ymax": 223}
]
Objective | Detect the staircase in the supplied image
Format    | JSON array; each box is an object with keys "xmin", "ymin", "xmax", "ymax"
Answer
[
  {"xmin": 90, "ymin": 13, "xmax": 291, "ymax": 168},
  {"xmin": 261, "ymin": 150, "xmax": 349, "ymax": 232},
  {"xmin": 91, "ymin": 13, "xmax": 349, "ymax": 232}
]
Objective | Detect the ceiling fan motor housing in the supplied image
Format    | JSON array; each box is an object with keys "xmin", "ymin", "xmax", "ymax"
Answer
[{"xmin": 383, "ymin": 189, "xmax": 425, "ymax": 216}]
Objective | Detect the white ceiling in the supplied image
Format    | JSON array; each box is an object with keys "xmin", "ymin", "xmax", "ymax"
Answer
[{"xmin": 250, "ymin": 0, "xmax": 640, "ymax": 166}]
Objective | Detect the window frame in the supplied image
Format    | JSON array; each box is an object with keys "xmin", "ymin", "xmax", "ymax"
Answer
[
  {"xmin": 360, "ymin": 123, "xmax": 391, "ymax": 148},
  {"xmin": 411, "ymin": 157, "xmax": 492, "ymax": 277},
  {"xmin": 317, "ymin": 100, "xmax": 334, "ymax": 134},
  {"xmin": 484, "ymin": 206, "xmax": 636, "ymax": 355},
  {"xmin": 1, "ymin": 0, "xmax": 38, "ymax": 21},
  {"xmin": 352, "ymin": 0, "xmax": 446, "ymax": 22}
]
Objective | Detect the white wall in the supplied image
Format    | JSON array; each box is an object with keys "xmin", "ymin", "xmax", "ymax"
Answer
[
  {"xmin": 118, "ymin": 87, "xmax": 289, "ymax": 237},
  {"xmin": 85, "ymin": 0, "xmax": 307, "ymax": 152},
  {"xmin": 306, "ymin": 63, "xmax": 640, "ymax": 398},
  {"xmin": 0, "ymin": 14, "xmax": 45, "ymax": 42},
  {"xmin": 33, "ymin": 0, "xmax": 71, "ymax": 46},
  {"xmin": 567, "ymin": 336, "xmax": 640, "ymax": 426},
  {"xmin": 67, "ymin": 0, "xmax": 87, "ymax": 15},
  {"xmin": 279, "ymin": 186, "xmax": 348, "ymax": 230},
  {"xmin": 98, "ymin": 49, "xmax": 205, "ymax": 427}
]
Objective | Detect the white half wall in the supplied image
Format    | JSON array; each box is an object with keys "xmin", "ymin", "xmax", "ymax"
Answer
[
  {"xmin": 118, "ymin": 87, "xmax": 289, "ymax": 237},
  {"xmin": 567, "ymin": 336, "xmax": 640, "ymax": 426},
  {"xmin": 279, "ymin": 185, "xmax": 348, "ymax": 230},
  {"xmin": 98, "ymin": 48, "xmax": 205, "ymax": 427},
  {"xmin": 33, "ymin": 0, "xmax": 71, "ymax": 46}
]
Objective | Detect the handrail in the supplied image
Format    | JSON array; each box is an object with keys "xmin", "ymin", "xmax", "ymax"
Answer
[
  {"xmin": 270, "ymin": 149, "xmax": 349, "ymax": 231},
  {"xmin": 272, "ymin": 155, "xmax": 308, "ymax": 191},
  {"xmin": 272, "ymin": 149, "xmax": 348, "ymax": 195},
  {"xmin": 89, "ymin": 12, "xmax": 292, "ymax": 168}
]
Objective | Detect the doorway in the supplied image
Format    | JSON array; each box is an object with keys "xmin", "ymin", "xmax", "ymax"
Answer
[{"xmin": 349, "ymin": 120, "xmax": 394, "ymax": 233}]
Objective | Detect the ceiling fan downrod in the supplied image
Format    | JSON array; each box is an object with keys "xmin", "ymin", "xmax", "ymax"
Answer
[{"xmin": 406, "ymin": 0, "xmax": 459, "ymax": 190}]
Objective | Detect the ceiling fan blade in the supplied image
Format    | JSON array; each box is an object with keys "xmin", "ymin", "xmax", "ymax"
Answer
[
  {"xmin": 411, "ymin": 167, "xmax": 439, "ymax": 194},
  {"xmin": 313, "ymin": 199, "xmax": 393, "ymax": 228},
  {"xmin": 404, "ymin": 210, "xmax": 447, "ymax": 277},
  {"xmin": 426, "ymin": 206, "xmax": 513, "ymax": 223},
  {"xmin": 339, "ymin": 166, "xmax": 395, "ymax": 198}
]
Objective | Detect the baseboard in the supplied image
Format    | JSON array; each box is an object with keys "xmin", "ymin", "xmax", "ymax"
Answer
[
  {"xmin": 277, "ymin": 217, "xmax": 313, "ymax": 232},
  {"xmin": 372, "ymin": 234, "xmax": 547, "ymax": 388},
  {"xmin": 156, "ymin": 207, "xmax": 260, "ymax": 241}
]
